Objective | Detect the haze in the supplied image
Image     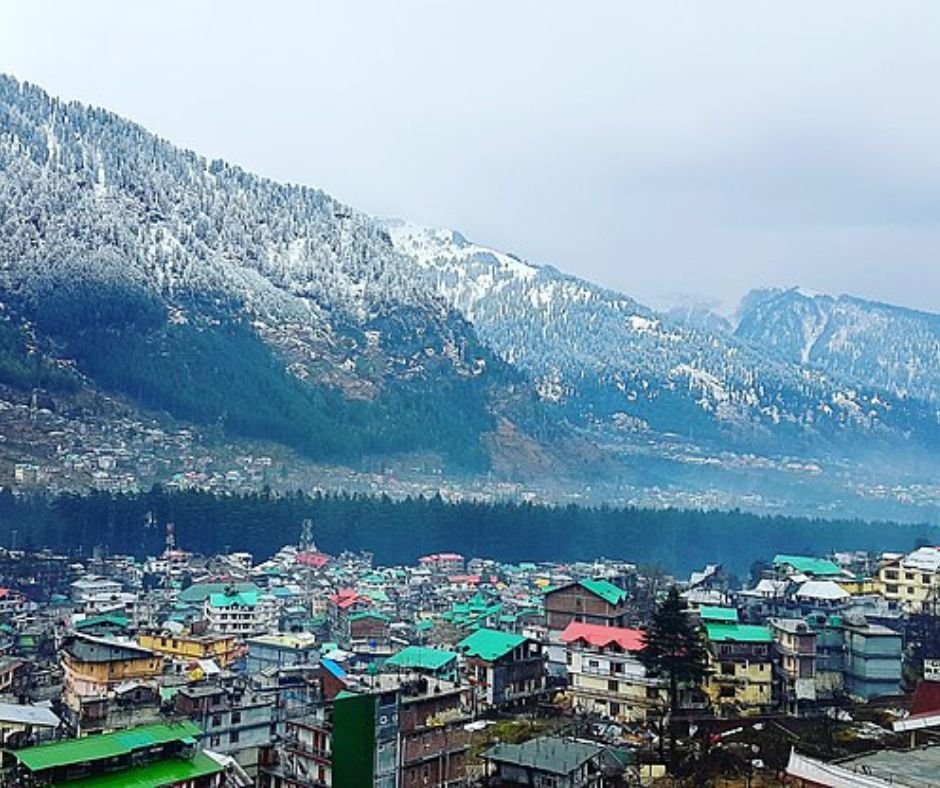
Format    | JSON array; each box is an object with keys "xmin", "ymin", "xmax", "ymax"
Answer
[{"xmin": 4, "ymin": 1, "xmax": 940, "ymax": 314}]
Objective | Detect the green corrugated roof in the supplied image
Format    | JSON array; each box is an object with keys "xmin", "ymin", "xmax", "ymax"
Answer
[
  {"xmin": 705, "ymin": 622, "xmax": 773, "ymax": 644},
  {"xmin": 56, "ymin": 751, "xmax": 222, "ymax": 787},
  {"xmin": 457, "ymin": 628, "xmax": 526, "ymax": 661},
  {"xmin": 208, "ymin": 591, "xmax": 257, "ymax": 608},
  {"xmin": 15, "ymin": 722, "xmax": 202, "ymax": 772},
  {"xmin": 579, "ymin": 579, "xmax": 628, "ymax": 606},
  {"xmin": 699, "ymin": 606, "xmax": 739, "ymax": 623},
  {"xmin": 74, "ymin": 614, "xmax": 129, "ymax": 631},
  {"xmin": 177, "ymin": 582, "xmax": 259, "ymax": 604},
  {"xmin": 772, "ymin": 554, "xmax": 842, "ymax": 577},
  {"xmin": 386, "ymin": 645, "xmax": 458, "ymax": 671}
]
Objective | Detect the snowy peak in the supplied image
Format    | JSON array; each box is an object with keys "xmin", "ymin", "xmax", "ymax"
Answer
[{"xmin": 736, "ymin": 287, "xmax": 940, "ymax": 403}]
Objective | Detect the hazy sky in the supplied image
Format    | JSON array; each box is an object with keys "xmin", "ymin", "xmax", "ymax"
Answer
[{"xmin": 4, "ymin": 1, "xmax": 940, "ymax": 313}]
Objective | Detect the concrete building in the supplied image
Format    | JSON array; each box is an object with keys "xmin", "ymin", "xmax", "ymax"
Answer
[
  {"xmin": 560, "ymin": 621, "xmax": 664, "ymax": 722},
  {"xmin": 841, "ymin": 618, "xmax": 903, "ymax": 700},
  {"xmin": 457, "ymin": 628, "xmax": 545, "ymax": 711},
  {"xmin": 769, "ymin": 618, "xmax": 817, "ymax": 715},
  {"xmin": 879, "ymin": 546, "xmax": 940, "ymax": 613},
  {"xmin": 703, "ymin": 621, "xmax": 774, "ymax": 716}
]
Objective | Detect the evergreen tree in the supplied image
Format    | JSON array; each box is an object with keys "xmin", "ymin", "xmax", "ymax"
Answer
[{"xmin": 639, "ymin": 586, "xmax": 709, "ymax": 716}]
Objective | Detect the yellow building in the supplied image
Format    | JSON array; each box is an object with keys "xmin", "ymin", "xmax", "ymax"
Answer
[
  {"xmin": 879, "ymin": 547, "xmax": 940, "ymax": 612},
  {"xmin": 61, "ymin": 633, "xmax": 163, "ymax": 710},
  {"xmin": 138, "ymin": 631, "xmax": 238, "ymax": 667},
  {"xmin": 560, "ymin": 622, "xmax": 666, "ymax": 722},
  {"xmin": 703, "ymin": 621, "xmax": 774, "ymax": 716}
]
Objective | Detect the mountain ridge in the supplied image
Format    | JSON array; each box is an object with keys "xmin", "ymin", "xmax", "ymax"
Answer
[{"xmin": 4, "ymin": 73, "xmax": 940, "ymax": 519}]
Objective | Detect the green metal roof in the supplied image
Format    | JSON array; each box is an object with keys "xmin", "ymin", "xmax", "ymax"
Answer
[
  {"xmin": 772, "ymin": 554, "xmax": 842, "ymax": 577},
  {"xmin": 14, "ymin": 722, "xmax": 202, "ymax": 772},
  {"xmin": 386, "ymin": 645, "xmax": 457, "ymax": 671},
  {"xmin": 579, "ymin": 579, "xmax": 628, "ymax": 606},
  {"xmin": 704, "ymin": 622, "xmax": 773, "ymax": 644},
  {"xmin": 698, "ymin": 606, "xmax": 739, "ymax": 623},
  {"xmin": 73, "ymin": 614, "xmax": 130, "ymax": 631},
  {"xmin": 457, "ymin": 628, "xmax": 526, "ymax": 661},
  {"xmin": 207, "ymin": 591, "xmax": 258, "ymax": 608},
  {"xmin": 177, "ymin": 582, "xmax": 259, "ymax": 604},
  {"xmin": 56, "ymin": 751, "xmax": 222, "ymax": 787}
]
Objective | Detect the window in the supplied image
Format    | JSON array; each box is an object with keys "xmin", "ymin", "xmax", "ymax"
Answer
[
  {"xmin": 906, "ymin": 572, "xmax": 916, "ymax": 581},
  {"xmin": 231, "ymin": 711, "xmax": 241, "ymax": 725},
  {"xmin": 886, "ymin": 584, "xmax": 899, "ymax": 593},
  {"xmin": 230, "ymin": 730, "xmax": 240, "ymax": 744},
  {"xmin": 721, "ymin": 663, "xmax": 735, "ymax": 676},
  {"xmin": 607, "ymin": 679, "xmax": 618, "ymax": 692},
  {"xmin": 211, "ymin": 714, "xmax": 222, "ymax": 727},
  {"xmin": 884, "ymin": 570, "xmax": 898, "ymax": 580}
]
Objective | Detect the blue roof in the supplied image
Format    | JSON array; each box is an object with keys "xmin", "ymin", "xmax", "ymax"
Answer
[{"xmin": 321, "ymin": 658, "xmax": 346, "ymax": 679}]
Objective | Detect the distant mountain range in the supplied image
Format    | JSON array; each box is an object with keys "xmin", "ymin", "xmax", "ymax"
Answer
[{"xmin": 2, "ymin": 73, "xmax": 940, "ymax": 520}]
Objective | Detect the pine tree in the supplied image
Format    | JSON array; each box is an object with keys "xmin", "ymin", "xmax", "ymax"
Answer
[
  {"xmin": 639, "ymin": 586, "xmax": 709, "ymax": 769},
  {"xmin": 639, "ymin": 586, "xmax": 709, "ymax": 716}
]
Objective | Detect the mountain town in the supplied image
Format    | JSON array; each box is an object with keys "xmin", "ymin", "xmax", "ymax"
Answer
[{"xmin": 0, "ymin": 524, "xmax": 935, "ymax": 785}]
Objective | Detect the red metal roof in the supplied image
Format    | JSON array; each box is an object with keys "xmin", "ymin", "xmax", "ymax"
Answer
[
  {"xmin": 297, "ymin": 551, "xmax": 330, "ymax": 568},
  {"xmin": 560, "ymin": 621, "xmax": 645, "ymax": 652}
]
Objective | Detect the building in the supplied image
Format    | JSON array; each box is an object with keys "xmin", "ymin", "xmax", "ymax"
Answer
[
  {"xmin": 246, "ymin": 633, "xmax": 319, "ymax": 674},
  {"xmin": 60, "ymin": 633, "xmax": 163, "ymax": 731},
  {"xmin": 175, "ymin": 683, "xmax": 276, "ymax": 776},
  {"xmin": 561, "ymin": 621, "xmax": 664, "ymax": 722},
  {"xmin": 8, "ymin": 721, "xmax": 229, "ymax": 787},
  {"xmin": 543, "ymin": 579, "xmax": 630, "ymax": 677},
  {"xmin": 703, "ymin": 620, "xmax": 774, "ymax": 716},
  {"xmin": 204, "ymin": 590, "xmax": 275, "ymax": 636},
  {"xmin": 258, "ymin": 713, "xmax": 332, "ymax": 787},
  {"xmin": 418, "ymin": 553, "xmax": 465, "ymax": 577},
  {"xmin": 457, "ymin": 628, "xmax": 545, "ymax": 711},
  {"xmin": 481, "ymin": 736, "xmax": 630, "ymax": 787},
  {"xmin": 139, "ymin": 631, "xmax": 239, "ymax": 668},
  {"xmin": 0, "ymin": 702, "xmax": 60, "ymax": 748},
  {"xmin": 879, "ymin": 546, "xmax": 940, "ymax": 612},
  {"xmin": 769, "ymin": 618, "xmax": 817, "ymax": 715},
  {"xmin": 773, "ymin": 555, "xmax": 846, "ymax": 580},
  {"xmin": 69, "ymin": 574, "xmax": 122, "ymax": 604},
  {"xmin": 385, "ymin": 645, "xmax": 460, "ymax": 682},
  {"xmin": 841, "ymin": 618, "xmax": 903, "ymax": 700},
  {"xmin": 397, "ymin": 676, "xmax": 471, "ymax": 787},
  {"xmin": 544, "ymin": 580, "xmax": 630, "ymax": 632}
]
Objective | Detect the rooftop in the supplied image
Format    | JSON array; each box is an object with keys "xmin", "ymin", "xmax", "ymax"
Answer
[
  {"xmin": 705, "ymin": 622, "xmax": 773, "ymax": 644},
  {"xmin": 560, "ymin": 621, "xmax": 644, "ymax": 652},
  {"xmin": 385, "ymin": 645, "xmax": 458, "ymax": 672},
  {"xmin": 14, "ymin": 721, "xmax": 202, "ymax": 772},
  {"xmin": 698, "ymin": 606, "xmax": 739, "ymax": 623},
  {"xmin": 59, "ymin": 751, "xmax": 223, "ymax": 788},
  {"xmin": 457, "ymin": 628, "xmax": 527, "ymax": 661},
  {"xmin": 483, "ymin": 737, "xmax": 605, "ymax": 776},
  {"xmin": 773, "ymin": 554, "xmax": 843, "ymax": 577}
]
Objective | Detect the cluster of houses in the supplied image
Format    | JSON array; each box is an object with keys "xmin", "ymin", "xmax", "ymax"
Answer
[{"xmin": 0, "ymin": 538, "xmax": 937, "ymax": 785}]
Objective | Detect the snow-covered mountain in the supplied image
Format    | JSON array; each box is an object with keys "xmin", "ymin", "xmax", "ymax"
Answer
[
  {"xmin": 736, "ymin": 287, "xmax": 940, "ymax": 405},
  {"xmin": 385, "ymin": 222, "xmax": 939, "ymax": 451},
  {"xmin": 3, "ymin": 72, "xmax": 940, "ymax": 511}
]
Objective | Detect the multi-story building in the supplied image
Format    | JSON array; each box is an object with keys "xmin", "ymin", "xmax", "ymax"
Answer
[
  {"xmin": 703, "ymin": 620, "xmax": 774, "ymax": 716},
  {"xmin": 841, "ymin": 618, "xmax": 903, "ymax": 700},
  {"xmin": 246, "ymin": 633, "xmax": 319, "ymax": 674},
  {"xmin": 60, "ymin": 633, "xmax": 163, "ymax": 715},
  {"xmin": 543, "ymin": 579, "xmax": 630, "ymax": 677},
  {"xmin": 204, "ymin": 590, "xmax": 275, "ymax": 637},
  {"xmin": 175, "ymin": 682, "xmax": 276, "ymax": 776},
  {"xmin": 457, "ymin": 628, "xmax": 545, "ymax": 711},
  {"xmin": 769, "ymin": 618, "xmax": 817, "ymax": 715},
  {"xmin": 561, "ymin": 621, "xmax": 664, "ymax": 722},
  {"xmin": 879, "ymin": 546, "xmax": 940, "ymax": 613},
  {"xmin": 139, "ymin": 630, "xmax": 240, "ymax": 668}
]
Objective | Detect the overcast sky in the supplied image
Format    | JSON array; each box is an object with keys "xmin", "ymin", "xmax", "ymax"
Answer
[{"xmin": 4, "ymin": 1, "xmax": 940, "ymax": 313}]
